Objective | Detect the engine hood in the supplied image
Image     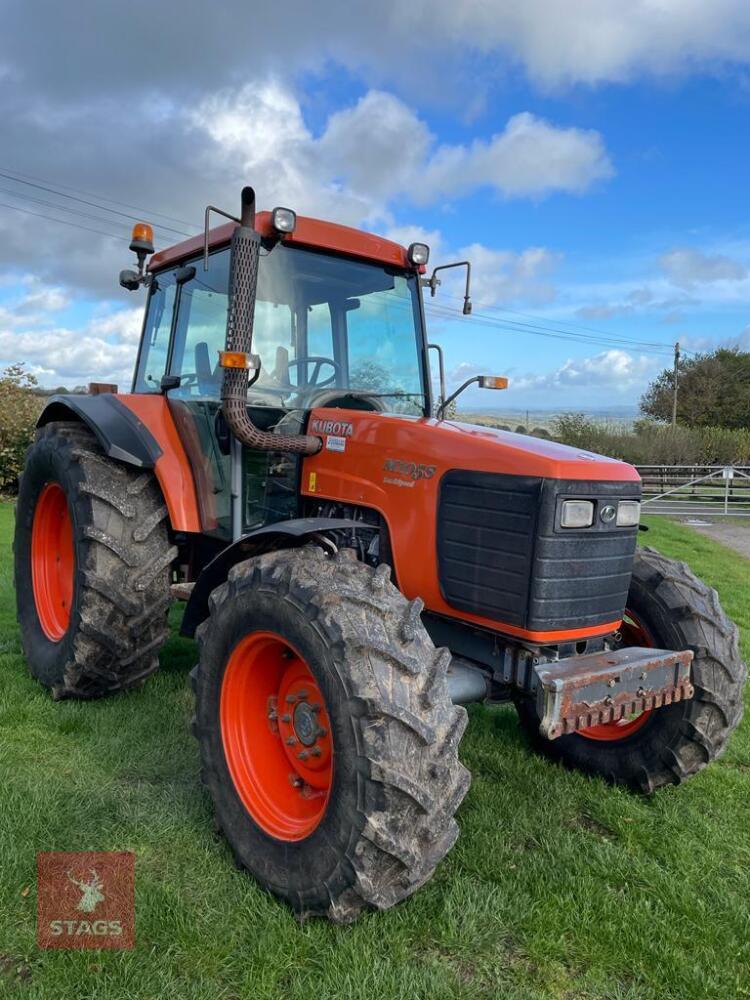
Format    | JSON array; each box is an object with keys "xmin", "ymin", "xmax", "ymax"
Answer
[
  {"xmin": 304, "ymin": 409, "xmax": 639, "ymax": 484},
  {"xmin": 301, "ymin": 409, "xmax": 640, "ymax": 644}
]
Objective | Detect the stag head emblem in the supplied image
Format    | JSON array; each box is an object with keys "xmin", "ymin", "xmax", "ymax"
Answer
[{"xmin": 67, "ymin": 869, "xmax": 105, "ymax": 913}]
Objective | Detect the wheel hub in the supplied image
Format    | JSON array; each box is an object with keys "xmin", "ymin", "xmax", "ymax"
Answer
[{"xmin": 293, "ymin": 701, "xmax": 319, "ymax": 746}]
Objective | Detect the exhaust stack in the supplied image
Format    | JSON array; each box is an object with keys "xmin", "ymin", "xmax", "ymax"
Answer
[{"xmin": 220, "ymin": 187, "xmax": 321, "ymax": 456}]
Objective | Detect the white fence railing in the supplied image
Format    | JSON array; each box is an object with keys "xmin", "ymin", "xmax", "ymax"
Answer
[{"xmin": 636, "ymin": 465, "xmax": 750, "ymax": 517}]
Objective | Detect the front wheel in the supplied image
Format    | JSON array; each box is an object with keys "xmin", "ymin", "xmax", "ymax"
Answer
[
  {"xmin": 516, "ymin": 547, "xmax": 746, "ymax": 792},
  {"xmin": 191, "ymin": 546, "xmax": 470, "ymax": 922}
]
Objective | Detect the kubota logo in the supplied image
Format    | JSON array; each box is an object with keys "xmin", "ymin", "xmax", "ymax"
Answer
[{"xmin": 310, "ymin": 418, "xmax": 354, "ymax": 437}]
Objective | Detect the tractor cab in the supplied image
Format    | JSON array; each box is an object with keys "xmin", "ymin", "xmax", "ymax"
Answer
[{"xmin": 123, "ymin": 195, "xmax": 480, "ymax": 543}]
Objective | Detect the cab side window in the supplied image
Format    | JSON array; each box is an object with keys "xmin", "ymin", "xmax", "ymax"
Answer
[
  {"xmin": 134, "ymin": 271, "xmax": 177, "ymax": 393},
  {"xmin": 169, "ymin": 251, "xmax": 230, "ymax": 399}
]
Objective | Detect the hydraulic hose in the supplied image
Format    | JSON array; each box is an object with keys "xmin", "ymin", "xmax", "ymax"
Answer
[{"xmin": 220, "ymin": 187, "xmax": 321, "ymax": 456}]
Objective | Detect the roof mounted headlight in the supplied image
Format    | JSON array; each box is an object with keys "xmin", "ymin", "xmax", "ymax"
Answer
[
  {"xmin": 271, "ymin": 207, "xmax": 297, "ymax": 234},
  {"xmin": 408, "ymin": 242, "xmax": 430, "ymax": 266}
]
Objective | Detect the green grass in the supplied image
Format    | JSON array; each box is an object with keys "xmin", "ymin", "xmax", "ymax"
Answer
[{"xmin": 1, "ymin": 506, "xmax": 749, "ymax": 1000}]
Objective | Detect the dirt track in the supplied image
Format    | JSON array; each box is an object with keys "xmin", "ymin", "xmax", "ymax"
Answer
[{"xmin": 676, "ymin": 519, "xmax": 750, "ymax": 560}]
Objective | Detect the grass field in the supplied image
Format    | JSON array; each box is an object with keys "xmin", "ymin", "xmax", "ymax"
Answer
[{"xmin": 1, "ymin": 502, "xmax": 749, "ymax": 1000}]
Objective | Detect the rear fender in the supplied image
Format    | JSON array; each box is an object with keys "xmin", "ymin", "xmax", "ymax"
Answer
[
  {"xmin": 38, "ymin": 394, "xmax": 160, "ymax": 468},
  {"xmin": 180, "ymin": 518, "xmax": 370, "ymax": 638},
  {"xmin": 38, "ymin": 394, "xmax": 201, "ymax": 533}
]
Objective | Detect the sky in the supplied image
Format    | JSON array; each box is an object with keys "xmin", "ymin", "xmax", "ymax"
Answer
[{"xmin": 2, "ymin": 1, "xmax": 750, "ymax": 411}]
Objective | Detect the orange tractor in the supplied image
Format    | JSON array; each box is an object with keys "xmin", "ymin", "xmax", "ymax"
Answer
[{"xmin": 14, "ymin": 188, "xmax": 745, "ymax": 921}]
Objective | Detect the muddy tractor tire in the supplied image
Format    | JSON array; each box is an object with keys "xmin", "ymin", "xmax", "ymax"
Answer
[
  {"xmin": 14, "ymin": 421, "xmax": 175, "ymax": 699},
  {"xmin": 517, "ymin": 546, "xmax": 746, "ymax": 792},
  {"xmin": 191, "ymin": 545, "xmax": 470, "ymax": 922}
]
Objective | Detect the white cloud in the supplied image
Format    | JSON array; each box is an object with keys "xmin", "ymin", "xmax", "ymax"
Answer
[
  {"xmin": 420, "ymin": 0, "xmax": 750, "ymax": 88},
  {"xmin": 460, "ymin": 243, "xmax": 561, "ymax": 305},
  {"xmin": 511, "ymin": 348, "xmax": 657, "ymax": 394},
  {"xmin": 659, "ymin": 247, "xmax": 749, "ymax": 288},
  {"xmin": 0, "ymin": 306, "xmax": 142, "ymax": 387},
  {"xmin": 189, "ymin": 83, "xmax": 613, "ymax": 227},
  {"xmin": 420, "ymin": 113, "xmax": 613, "ymax": 200}
]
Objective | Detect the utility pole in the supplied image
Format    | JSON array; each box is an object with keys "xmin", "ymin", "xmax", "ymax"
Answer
[{"xmin": 671, "ymin": 341, "xmax": 680, "ymax": 426}]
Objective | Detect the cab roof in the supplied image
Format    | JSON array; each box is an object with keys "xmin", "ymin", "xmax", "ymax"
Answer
[{"xmin": 148, "ymin": 210, "xmax": 411, "ymax": 272}]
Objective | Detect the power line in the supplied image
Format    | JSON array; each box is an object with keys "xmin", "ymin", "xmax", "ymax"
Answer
[
  {"xmin": 0, "ymin": 200, "xmax": 126, "ymax": 242},
  {"xmin": 424, "ymin": 301, "xmax": 675, "ymax": 358},
  {"xmin": 433, "ymin": 292, "xmax": 674, "ymax": 353},
  {"xmin": 475, "ymin": 299, "xmax": 672, "ymax": 345},
  {"xmin": 0, "ymin": 185, "xmax": 186, "ymax": 240},
  {"xmin": 0, "ymin": 164, "xmax": 195, "ymax": 229},
  {"xmin": 0, "ymin": 169, "xmax": 192, "ymax": 238}
]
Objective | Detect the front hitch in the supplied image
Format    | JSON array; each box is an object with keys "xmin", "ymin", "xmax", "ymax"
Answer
[{"xmin": 534, "ymin": 646, "xmax": 694, "ymax": 740}]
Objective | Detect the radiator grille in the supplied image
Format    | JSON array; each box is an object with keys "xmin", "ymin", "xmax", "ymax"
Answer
[{"xmin": 437, "ymin": 471, "xmax": 639, "ymax": 632}]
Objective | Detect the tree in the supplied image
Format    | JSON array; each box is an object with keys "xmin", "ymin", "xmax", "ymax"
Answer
[
  {"xmin": 640, "ymin": 348, "xmax": 750, "ymax": 428},
  {"xmin": 0, "ymin": 364, "xmax": 43, "ymax": 492}
]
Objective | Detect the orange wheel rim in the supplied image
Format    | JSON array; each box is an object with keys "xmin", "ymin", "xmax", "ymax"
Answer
[
  {"xmin": 220, "ymin": 631, "xmax": 333, "ymax": 841},
  {"xmin": 31, "ymin": 482, "xmax": 74, "ymax": 642},
  {"xmin": 578, "ymin": 610, "xmax": 654, "ymax": 742}
]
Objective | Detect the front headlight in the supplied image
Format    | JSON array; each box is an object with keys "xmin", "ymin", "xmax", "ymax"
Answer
[
  {"xmin": 560, "ymin": 499, "xmax": 594, "ymax": 528},
  {"xmin": 616, "ymin": 500, "xmax": 641, "ymax": 527}
]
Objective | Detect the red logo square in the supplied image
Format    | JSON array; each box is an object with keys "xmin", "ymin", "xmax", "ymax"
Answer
[{"xmin": 37, "ymin": 852, "xmax": 135, "ymax": 950}]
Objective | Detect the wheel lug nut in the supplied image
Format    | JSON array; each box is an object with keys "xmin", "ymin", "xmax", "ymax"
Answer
[
  {"xmin": 311, "ymin": 747, "xmax": 322, "ymax": 757},
  {"xmin": 297, "ymin": 750, "xmax": 310, "ymax": 761},
  {"xmin": 286, "ymin": 736, "xmax": 297, "ymax": 746},
  {"xmin": 310, "ymin": 703, "xmax": 321, "ymax": 713},
  {"xmin": 281, "ymin": 713, "xmax": 291, "ymax": 723},
  {"xmin": 289, "ymin": 774, "xmax": 303, "ymax": 787},
  {"xmin": 285, "ymin": 694, "xmax": 298, "ymax": 704}
]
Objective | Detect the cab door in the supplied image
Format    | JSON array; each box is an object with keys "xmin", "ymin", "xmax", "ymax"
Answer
[{"xmin": 161, "ymin": 251, "xmax": 234, "ymax": 540}]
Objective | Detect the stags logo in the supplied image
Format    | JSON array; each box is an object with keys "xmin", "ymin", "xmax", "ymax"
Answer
[
  {"xmin": 68, "ymin": 869, "xmax": 105, "ymax": 913},
  {"xmin": 37, "ymin": 852, "xmax": 135, "ymax": 950}
]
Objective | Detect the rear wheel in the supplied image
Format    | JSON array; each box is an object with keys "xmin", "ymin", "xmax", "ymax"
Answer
[
  {"xmin": 516, "ymin": 547, "xmax": 746, "ymax": 792},
  {"xmin": 192, "ymin": 545, "xmax": 470, "ymax": 922},
  {"xmin": 14, "ymin": 421, "xmax": 176, "ymax": 698}
]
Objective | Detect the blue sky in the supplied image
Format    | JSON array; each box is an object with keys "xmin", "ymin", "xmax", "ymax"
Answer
[{"xmin": 1, "ymin": 1, "xmax": 750, "ymax": 410}]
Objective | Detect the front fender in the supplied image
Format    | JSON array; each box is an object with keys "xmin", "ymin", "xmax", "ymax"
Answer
[{"xmin": 180, "ymin": 517, "xmax": 370, "ymax": 638}]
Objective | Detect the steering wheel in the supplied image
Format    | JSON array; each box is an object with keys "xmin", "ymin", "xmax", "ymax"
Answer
[{"xmin": 286, "ymin": 357, "xmax": 340, "ymax": 390}]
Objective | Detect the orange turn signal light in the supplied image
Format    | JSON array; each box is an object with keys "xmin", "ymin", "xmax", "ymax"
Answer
[
  {"xmin": 131, "ymin": 222, "xmax": 154, "ymax": 245},
  {"xmin": 479, "ymin": 375, "xmax": 509, "ymax": 390},
  {"xmin": 219, "ymin": 351, "xmax": 253, "ymax": 370}
]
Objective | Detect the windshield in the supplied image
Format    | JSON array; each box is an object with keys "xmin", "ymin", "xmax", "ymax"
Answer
[{"xmin": 135, "ymin": 241, "xmax": 427, "ymax": 415}]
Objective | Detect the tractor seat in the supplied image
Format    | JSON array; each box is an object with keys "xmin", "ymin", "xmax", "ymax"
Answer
[{"xmin": 195, "ymin": 341, "xmax": 220, "ymax": 396}]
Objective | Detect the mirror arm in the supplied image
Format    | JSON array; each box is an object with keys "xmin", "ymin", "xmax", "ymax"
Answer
[
  {"xmin": 436, "ymin": 375, "xmax": 480, "ymax": 420},
  {"xmin": 426, "ymin": 260, "xmax": 472, "ymax": 314}
]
